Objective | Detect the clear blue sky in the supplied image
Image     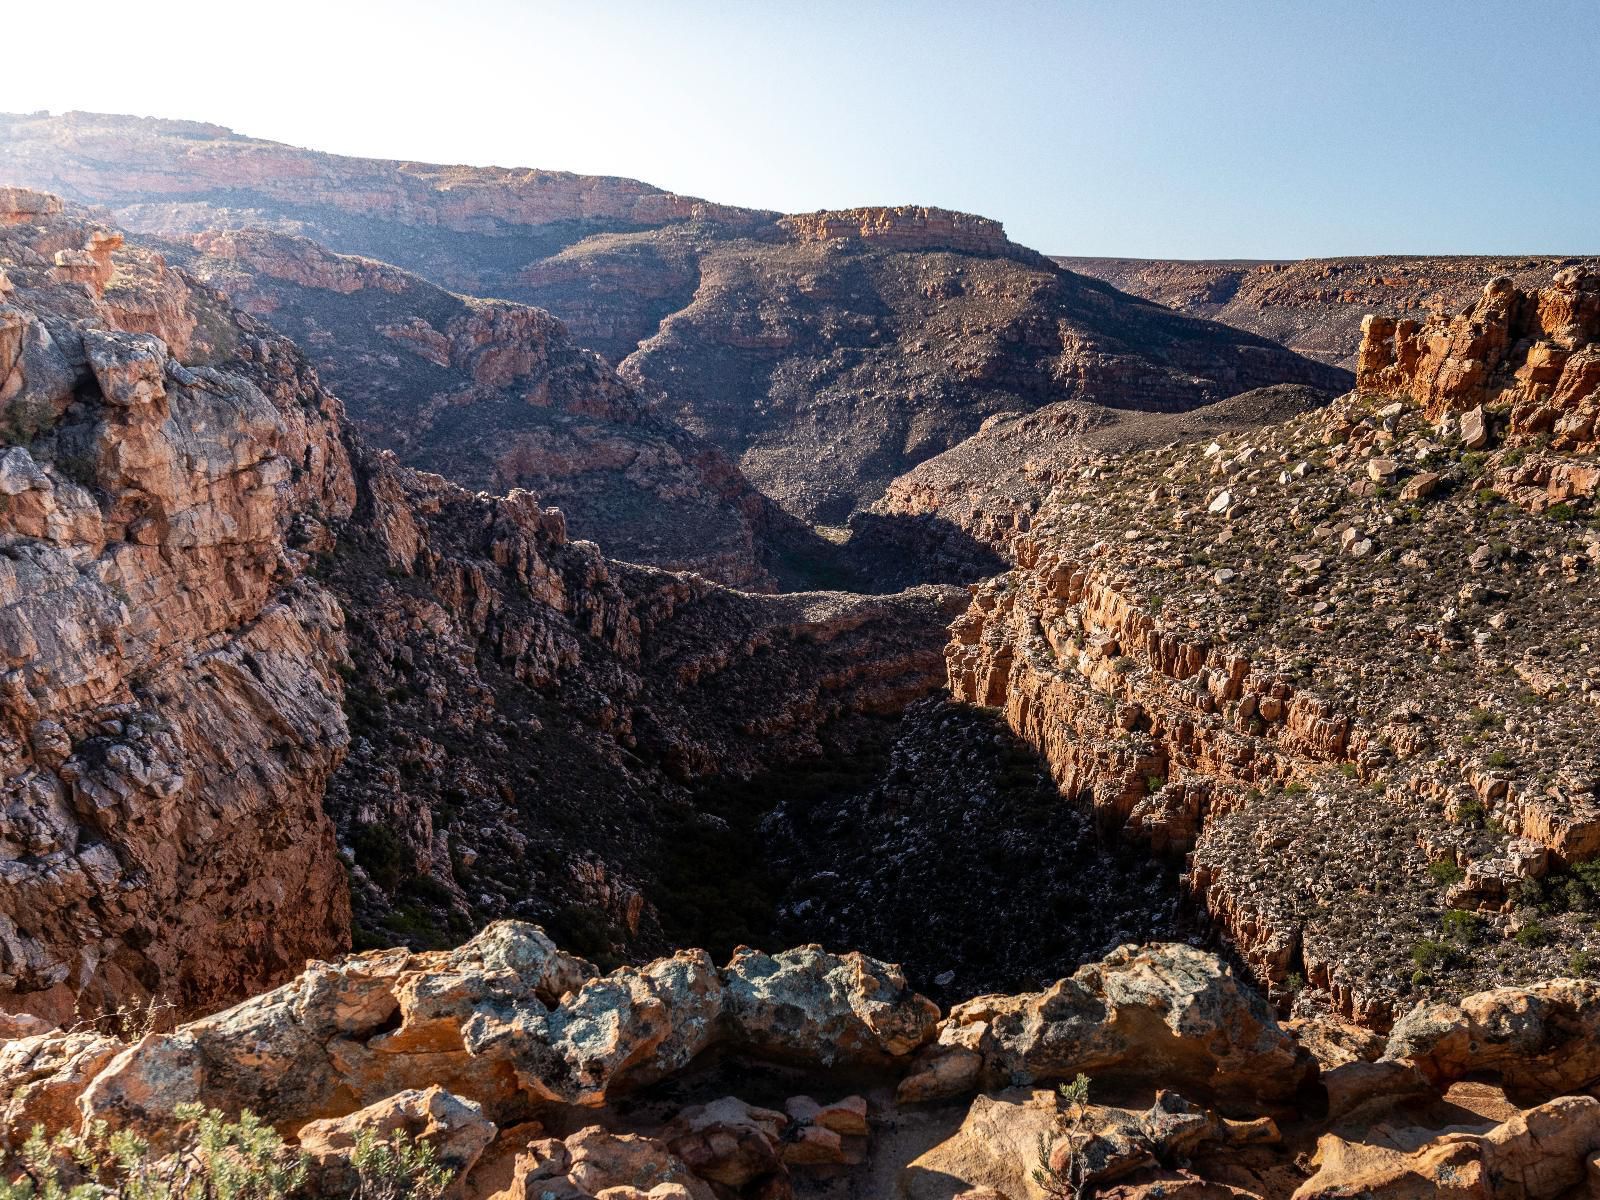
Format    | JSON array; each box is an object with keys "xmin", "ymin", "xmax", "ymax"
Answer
[{"xmin": 4, "ymin": 0, "xmax": 1595, "ymax": 257}]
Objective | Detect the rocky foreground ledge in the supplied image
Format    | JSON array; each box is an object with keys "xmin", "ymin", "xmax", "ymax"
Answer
[{"xmin": 5, "ymin": 923, "xmax": 1600, "ymax": 1199}]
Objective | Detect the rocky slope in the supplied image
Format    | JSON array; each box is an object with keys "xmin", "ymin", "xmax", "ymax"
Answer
[
  {"xmin": 8, "ymin": 922, "xmax": 1600, "ymax": 1200},
  {"xmin": 0, "ymin": 113, "xmax": 1352, "ymax": 525},
  {"xmin": 1063, "ymin": 254, "xmax": 1600, "ymax": 370},
  {"xmin": 942, "ymin": 269, "xmax": 1600, "ymax": 1028},
  {"xmin": 582, "ymin": 218, "xmax": 1350, "ymax": 523},
  {"xmin": 171, "ymin": 227, "xmax": 778, "ymax": 589},
  {"xmin": 0, "ymin": 189, "xmax": 969, "ymax": 1022}
]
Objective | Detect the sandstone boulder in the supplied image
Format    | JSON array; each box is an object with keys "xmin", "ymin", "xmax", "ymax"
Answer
[
  {"xmin": 1383, "ymin": 978, "xmax": 1600, "ymax": 1100},
  {"xmin": 1293, "ymin": 1094, "xmax": 1600, "ymax": 1200},
  {"xmin": 897, "ymin": 944, "xmax": 1309, "ymax": 1105},
  {"xmin": 298, "ymin": 1087, "xmax": 496, "ymax": 1197}
]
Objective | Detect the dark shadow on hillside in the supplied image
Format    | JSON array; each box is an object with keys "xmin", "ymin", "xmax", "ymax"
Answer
[
  {"xmin": 760, "ymin": 508, "xmax": 1007, "ymax": 595},
  {"xmin": 652, "ymin": 698, "xmax": 1186, "ymax": 1007}
]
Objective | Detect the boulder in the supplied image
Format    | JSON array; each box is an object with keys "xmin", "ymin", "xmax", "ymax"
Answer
[
  {"xmin": 297, "ymin": 1087, "xmax": 495, "ymax": 1197},
  {"xmin": 1383, "ymin": 978, "xmax": 1600, "ymax": 1100},
  {"xmin": 1293, "ymin": 1094, "xmax": 1600, "ymax": 1200},
  {"xmin": 897, "ymin": 944, "xmax": 1310, "ymax": 1105}
]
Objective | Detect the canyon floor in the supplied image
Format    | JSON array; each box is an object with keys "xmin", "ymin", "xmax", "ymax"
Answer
[{"xmin": 1, "ymin": 113, "xmax": 1599, "ymax": 1200}]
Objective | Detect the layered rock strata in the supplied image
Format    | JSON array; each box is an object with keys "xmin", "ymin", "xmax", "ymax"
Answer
[
  {"xmin": 0, "ymin": 112, "xmax": 1351, "ymax": 525},
  {"xmin": 177, "ymin": 227, "xmax": 779, "ymax": 589}
]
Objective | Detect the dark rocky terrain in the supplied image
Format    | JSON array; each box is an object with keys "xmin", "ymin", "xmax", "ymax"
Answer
[{"xmin": 1063, "ymin": 254, "xmax": 1600, "ymax": 369}]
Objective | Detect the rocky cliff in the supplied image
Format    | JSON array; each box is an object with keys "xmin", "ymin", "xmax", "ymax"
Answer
[
  {"xmin": 939, "ymin": 281, "xmax": 1600, "ymax": 1026},
  {"xmin": 0, "ymin": 191, "xmax": 969, "ymax": 1022},
  {"xmin": 1064, "ymin": 254, "xmax": 1600, "ymax": 369},
  {"xmin": 173, "ymin": 227, "xmax": 780, "ymax": 589},
  {"xmin": 0, "ymin": 188, "xmax": 355, "ymax": 1022},
  {"xmin": 1357, "ymin": 267, "xmax": 1600, "ymax": 453}
]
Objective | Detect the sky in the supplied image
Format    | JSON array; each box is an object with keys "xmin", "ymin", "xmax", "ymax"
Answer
[{"xmin": 2, "ymin": 0, "xmax": 1595, "ymax": 259}]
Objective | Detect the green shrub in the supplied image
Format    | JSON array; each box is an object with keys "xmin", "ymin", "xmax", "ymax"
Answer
[
  {"xmin": 1546, "ymin": 502, "xmax": 1577, "ymax": 522},
  {"xmin": 0, "ymin": 1104, "xmax": 305, "ymax": 1200},
  {"xmin": 1428, "ymin": 861, "xmax": 1465, "ymax": 887},
  {"xmin": 1442, "ymin": 909, "xmax": 1484, "ymax": 945},
  {"xmin": 1412, "ymin": 937, "xmax": 1462, "ymax": 971},
  {"xmin": 1570, "ymin": 949, "xmax": 1595, "ymax": 977},
  {"xmin": 1485, "ymin": 750, "xmax": 1514, "ymax": 768},
  {"xmin": 351, "ymin": 1126, "xmax": 454, "ymax": 1200},
  {"xmin": 1515, "ymin": 921, "xmax": 1552, "ymax": 948}
]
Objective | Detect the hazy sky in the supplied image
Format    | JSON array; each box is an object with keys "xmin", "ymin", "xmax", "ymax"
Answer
[{"xmin": 3, "ymin": 0, "xmax": 1595, "ymax": 258}]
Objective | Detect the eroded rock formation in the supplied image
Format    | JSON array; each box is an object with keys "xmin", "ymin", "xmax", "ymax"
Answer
[
  {"xmin": 0, "ymin": 191, "xmax": 967, "ymax": 1020},
  {"xmin": 1065, "ymin": 254, "xmax": 1600, "ymax": 370},
  {"xmin": 1357, "ymin": 268, "xmax": 1600, "ymax": 453}
]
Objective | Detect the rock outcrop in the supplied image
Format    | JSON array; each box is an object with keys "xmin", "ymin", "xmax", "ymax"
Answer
[
  {"xmin": 1064, "ymin": 254, "xmax": 1600, "ymax": 370},
  {"xmin": 6, "ymin": 926, "xmax": 1600, "ymax": 1200},
  {"xmin": 897, "ymin": 944, "xmax": 1310, "ymax": 1105},
  {"xmin": 1357, "ymin": 267, "xmax": 1600, "ymax": 453},
  {"xmin": 0, "ymin": 186, "xmax": 354, "ymax": 1022}
]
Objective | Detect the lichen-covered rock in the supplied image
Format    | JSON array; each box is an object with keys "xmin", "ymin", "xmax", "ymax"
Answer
[
  {"xmin": 0, "ymin": 924, "xmax": 935, "ymax": 1138},
  {"xmin": 897, "ymin": 944, "xmax": 1309, "ymax": 1105},
  {"xmin": 1383, "ymin": 978, "xmax": 1600, "ymax": 1100}
]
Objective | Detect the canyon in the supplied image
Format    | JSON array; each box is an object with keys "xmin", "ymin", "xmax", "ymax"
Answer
[{"xmin": 0, "ymin": 106, "xmax": 1598, "ymax": 1200}]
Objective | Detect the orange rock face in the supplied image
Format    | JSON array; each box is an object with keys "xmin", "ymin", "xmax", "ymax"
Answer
[
  {"xmin": 1357, "ymin": 268, "xmax": 1600, "ymax": 451},
  {"xmin": 0, "ymin": 189, "xmax": 355, "ymax": 1021}
]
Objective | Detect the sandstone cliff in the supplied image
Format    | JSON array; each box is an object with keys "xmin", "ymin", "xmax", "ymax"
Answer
[
  {"xmin": 1064, "ymin": 253, "xmax": 1600, "ymax": 369},
  {"xmin": 1357, "ymin": 267, "xmax": 1600, "ymax": 453},
  {"xmin": 0, "ymin": 188, "xmax": 355, "ymax": 1022}
]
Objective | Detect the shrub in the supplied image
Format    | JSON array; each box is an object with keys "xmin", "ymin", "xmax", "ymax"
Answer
[
  {"xmin": 1412, "ymin": 937, "xmax": 1462, "ymax": 971},
  {"xmin": 1485, "ymin": 750, "xmax": 1514, "ymax": 769},
  {"xmin": 0, "ymin": 1104, "xmax": 305, "ymax": 1200},
  {"xmin": 352, "ymin": 1127, "xmax": 454, "ymax": 1200},
  {"xmin": 1442, "ymin": 909, "xmax": 1484, "ymax": 945},
  {"xmin": 1570, "ymin": 950, "xmax": 1595, "ymax": 977},
  {"xmin": 1428, "ymin": 861, "xmax": 1465, "ymax": 887},
  {"xmin": 1031, "ymin": 1074, "xmax": 1093, "ymax": 1200},
  {"xmin": 1547, "ymin": 502, "xmax": 1577, "ymax": 522},
  {"xmin": 1515, "ymin": 921, "xmax": 1552, "ymax": 948}
]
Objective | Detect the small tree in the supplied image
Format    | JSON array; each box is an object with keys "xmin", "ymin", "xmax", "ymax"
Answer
[{"xmin": 1031, "ymin": 1074, "xmax": 1093, "ymax": 1200}]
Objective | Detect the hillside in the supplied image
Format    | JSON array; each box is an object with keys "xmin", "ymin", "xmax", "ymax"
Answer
[{"xmin": 0, "ymin": 113, "xmax": 1352, "ymax": 524}]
